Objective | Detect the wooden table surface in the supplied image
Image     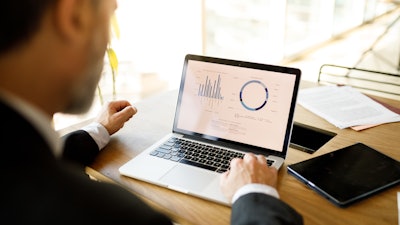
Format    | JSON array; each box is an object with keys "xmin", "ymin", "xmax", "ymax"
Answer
[{"xmin": 65, "ymin": 81, "xmax": 400, "ymax": 225}]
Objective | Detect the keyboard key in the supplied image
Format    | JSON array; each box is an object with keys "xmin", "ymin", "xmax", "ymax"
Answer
[
  {"xmin": 163, "ymin": 154, "xmax": 172, "ymax": 159},
  {"xmin": 170, "ymin": 156, "xmax": 181, "ymax": 162},
  {"xmin": 180, "ymin": 159, "xmax": 217, "ymax": 171},
  {"xmin": 156, "ymin": 147, "xmax": 171, "ymax": 154}
]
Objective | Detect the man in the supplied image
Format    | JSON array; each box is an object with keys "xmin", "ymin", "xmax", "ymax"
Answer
[{"xmin": 0, "ymin": 0, "xmax": 302, "ymax": 224}]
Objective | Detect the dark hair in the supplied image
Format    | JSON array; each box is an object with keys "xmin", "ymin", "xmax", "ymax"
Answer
[{"xmin": 0, "ymin": 0, "xmax": 56, "ymax": 53}]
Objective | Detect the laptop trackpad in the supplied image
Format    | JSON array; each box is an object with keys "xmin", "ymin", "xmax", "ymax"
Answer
[{"xmin": 160, "ymin": 164, "xmax": 216, "ymax": 193}]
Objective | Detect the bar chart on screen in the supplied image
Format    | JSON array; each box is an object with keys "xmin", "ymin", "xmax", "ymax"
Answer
[
  {"xmin": 197, "ymin": 74, "xmax": 224, "ymax": 108},
  {"xmin": 198, "ymin": 74, "xmax": 224, "ymax": 100}
]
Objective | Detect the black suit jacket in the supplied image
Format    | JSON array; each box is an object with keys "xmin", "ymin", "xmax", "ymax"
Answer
[
  {"xmin": 1, "ymin": 101, "xmax": 302, "ymax": 225},
  {"xmin": 232, "ymin": 193, "xmax": 303, "ymax": 225},
  {"xmin": 1, "ymin": 102, "xmax": 172, "ymax": 225}
]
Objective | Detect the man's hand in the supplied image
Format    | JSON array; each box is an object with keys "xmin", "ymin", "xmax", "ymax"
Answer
[
  {"xmin": 220, "ymin": 153, "xmax": 278, "ymax": 202},
  {"xmin": 94, "ymin": 100, "xmax": 137, "ymax": 135}
]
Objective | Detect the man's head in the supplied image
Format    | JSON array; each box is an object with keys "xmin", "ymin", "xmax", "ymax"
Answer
[
  {"xmin": 0, "ymin": 0, "xmax": 117, "ymax": 116},
  {"xmin": 0, "ymin": 1, "xmax": 55, "ymax": 54}
]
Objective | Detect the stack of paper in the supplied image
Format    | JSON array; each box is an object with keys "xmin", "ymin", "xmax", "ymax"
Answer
[{"xmin": 298, "ymin": 86, "xmax": 400, "ymax": 129}]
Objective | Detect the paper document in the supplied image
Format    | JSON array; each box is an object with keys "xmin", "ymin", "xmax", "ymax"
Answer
[{"xmin": 298, "ymin": 86, "xmax": 400, "ymax": 129}]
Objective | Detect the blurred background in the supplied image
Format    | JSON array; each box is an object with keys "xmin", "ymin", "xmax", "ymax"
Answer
[{"xmin": 54, "ymin": 0, "xmax": 400, "ymax": 130}]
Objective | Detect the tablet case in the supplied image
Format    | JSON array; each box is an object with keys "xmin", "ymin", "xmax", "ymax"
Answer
[{"xmin": 287, "ymin": 142, "xmax": 400, "ymax": 207}]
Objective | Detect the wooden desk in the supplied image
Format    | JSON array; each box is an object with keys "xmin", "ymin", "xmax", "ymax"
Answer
[{"xmin": 83, "ymin": 81, "xmax": 400, "ymax": 225}]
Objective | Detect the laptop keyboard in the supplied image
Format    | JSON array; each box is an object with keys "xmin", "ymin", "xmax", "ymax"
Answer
[{"xmin": 149, "ymin": 137, "xmax": 274, "ymax": 173}]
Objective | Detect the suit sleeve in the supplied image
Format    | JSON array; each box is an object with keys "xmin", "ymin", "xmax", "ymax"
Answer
[
  {"xmin": 231, "ymin": 193, "xmax": 303, "ymax": 225},
  {"xmin": 61, "ymin": 130, "xmax": 100, "ymax": 166}
]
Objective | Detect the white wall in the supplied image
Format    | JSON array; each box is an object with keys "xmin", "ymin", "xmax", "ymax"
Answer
[{"xmin": 114, "ymin": 0, "xmax": 204, "ymax": 89}]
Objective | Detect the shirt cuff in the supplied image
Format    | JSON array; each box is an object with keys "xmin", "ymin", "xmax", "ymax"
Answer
[
  {"xmin": 81, "ymin": 122, "xmax": 110, "ymax": 150},
  {"xmin": 231, "ymin": 183, "xmax": 280, "ymax": 204}
]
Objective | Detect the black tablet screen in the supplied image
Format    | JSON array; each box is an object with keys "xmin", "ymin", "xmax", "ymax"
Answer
[{"xmin": 287, "ymin": 143, "xmax": 400, "ymax": 207}]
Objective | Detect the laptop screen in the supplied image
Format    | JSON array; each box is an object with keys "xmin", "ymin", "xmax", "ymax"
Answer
[{"xmin": 173, "ymin": 55, "xmax": 301, "ymax": 154}]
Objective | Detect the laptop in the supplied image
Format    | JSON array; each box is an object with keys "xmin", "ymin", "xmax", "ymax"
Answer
[{"xmin": 119, "ymin": 54, "xmax": 301, "ymax": 205}]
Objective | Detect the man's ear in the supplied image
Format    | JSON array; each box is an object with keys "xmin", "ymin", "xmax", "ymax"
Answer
[{"xmin": 52, "ymin": 0, "xmax": 92, "ymax": 43}]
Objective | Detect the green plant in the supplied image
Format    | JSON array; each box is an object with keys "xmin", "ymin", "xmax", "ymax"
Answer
[{"xmin": 98, "ymin": 14, "xmax": 120, "ymax": 105}]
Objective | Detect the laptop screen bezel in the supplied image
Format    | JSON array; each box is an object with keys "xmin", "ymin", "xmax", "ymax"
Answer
[{"xmin": 172, "ymin": 54, "xmax": 302, "ymax": 157}]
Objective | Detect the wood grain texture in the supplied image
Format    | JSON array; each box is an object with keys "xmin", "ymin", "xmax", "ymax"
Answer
[{"xmin": 64, "ymin": 81, "xmax": 400, "ymax": 225}]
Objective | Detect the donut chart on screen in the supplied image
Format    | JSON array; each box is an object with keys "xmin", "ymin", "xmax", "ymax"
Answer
[{"xmin": 239, "ymin": 80, "xmax": 268, "ymax": 111}]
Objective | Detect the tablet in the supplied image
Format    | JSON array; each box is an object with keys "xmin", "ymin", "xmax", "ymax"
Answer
[{"xmin": 287, "ymin": 143, "xmax": 400, "ymax": 207}]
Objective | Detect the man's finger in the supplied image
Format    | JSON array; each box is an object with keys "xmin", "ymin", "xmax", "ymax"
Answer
[{"xmin": 256, "ymin": 154, "xmax": 267, "ymax": 164}]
